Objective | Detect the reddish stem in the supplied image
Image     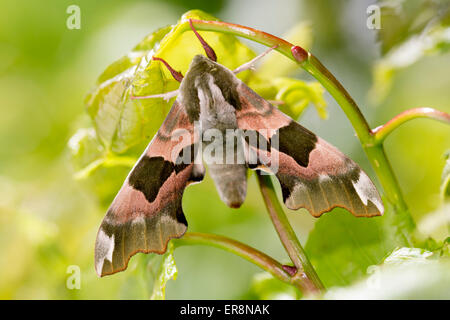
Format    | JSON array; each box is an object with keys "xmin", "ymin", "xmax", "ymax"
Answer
[
  {"xmin": 189, "ymin": 19, "xmax": 217, "ymax": 62},
  {"xmin": 152, "ymin": 57, "xmax": 184, "ymax": 82},
  {"xmin": 372, "ymin": 107, "xmax": 450, "ymax": 143}
]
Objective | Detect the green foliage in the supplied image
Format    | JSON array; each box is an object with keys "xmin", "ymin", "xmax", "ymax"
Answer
[
  {"xmin": 376, "ymin": 0, "xmax": 450, "ymax": 54},
  {"xmin": 274, "ymin": 78, "xmax": 327, "ymax": 119},
  {"xmin": 370, "ymin": 0, "xmax": 450, "ymax": 103},
  {"xmin": 150, "ymin": 243, "xmax": 178, "ymax": 300},
  {"xmin": 84, "ymin": 10, "xmax": 254, "ymax": 156},
  {"xmin": 304, "ymin": 206, "xmax": 412, "ymax": 288},
  {"xmin": 324, "ymin": 247, "xmax": 450, "ymax": 299},
  {"xmin": 245, "ymin": 272, "xmax": 300, "ymax": 300}
]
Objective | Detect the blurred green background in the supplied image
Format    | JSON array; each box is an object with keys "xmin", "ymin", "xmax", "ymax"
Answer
[{"xmin": 0, "ymin": 0, "xmax": 449, "ymax": 299}]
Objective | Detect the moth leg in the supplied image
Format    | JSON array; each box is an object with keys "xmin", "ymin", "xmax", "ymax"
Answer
[
  {"xmin": 153, "ymin": 56, "xmax": 184, "ymax": 82},
  {"xmin": 189, "ymin": 19, "xmax": 217, "ymax": 62},
  {"xmin": 233, "ymin": 45, "xmax": 278, "ymax": 74},
  {"xmin": 130, "ymin": 89, "xmax": 179, "ymax": 101},
  {"xmin": 130, "ymin": 56, "xmax": 182, "ymax": 100},
  {"xmin": 268, "ymin": 100, "xmax": 285, "ymax": 106}
]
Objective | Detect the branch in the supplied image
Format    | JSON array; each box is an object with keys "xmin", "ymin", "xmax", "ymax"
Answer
[
  {"xmin": 372, "ymin": 107, "xmax": 450, "ymax": 144},
  {"xmin": 172, "ymin": 232, "xmax": 308, "ymax": 291},
  {"xmin": 256, "ymin": 173, "xmax": 325, "ymax": 294}
]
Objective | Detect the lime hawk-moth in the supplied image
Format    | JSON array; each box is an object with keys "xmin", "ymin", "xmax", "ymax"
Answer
[{"xmin": 95, "ymin": 20, "xmax": 384, "ymax": 277}]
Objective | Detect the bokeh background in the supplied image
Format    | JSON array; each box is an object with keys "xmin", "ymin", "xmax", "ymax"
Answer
[{"xmin": 0, "ymin": 0, "xmax": 449, "ymax": 299}]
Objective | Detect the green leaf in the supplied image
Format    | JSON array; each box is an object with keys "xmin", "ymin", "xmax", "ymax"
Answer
[
  {"xmin": 370, "ymin": 1, "xmax": 450, "ymax": 103},
  {"xmin": 246, "ymin": 272, "xmax": 300, "ymax": 300},
  {"xmin": 305, "ymin": 204, "xmax": 414, "ymax": 288},
  {"xmin": 115, "ymin": 241, "xmax": 178, "ymax": 299},
  {"xmin": 247, "ymin": 76, "xmax": 327, "ymax": 121},
  {"xmin": 85, "ymin": 65, "xmax": 143, "ymax": 153},
  {"xmin": 68, "ymin": 127, "xmax": 137, "ymax": 180},
  {"xmin": 439, "ymin": 237, "xmax": 450, "ymax": 257},
  {"xmin": 441, "ymin": 151, "xmax": 450, "ymax": 200},
  {"xmin": 68, "ymin": 127, "xmax": 105, "ymax": 171},
  {"xmin": 382, "ymin": 247, "xmax": 433, "ymax": 266},
  {"xmin": 273, "ymin": 78, "xmax": 327, "ymax": 120},
  {"xmin": 376, "ymin": 0, "xmax": 450, "ymax": 54},
  {"xmin": 324, "ymin": 247, "xmax": 450, "ymax": 299},
  {"xmin": 84, "ymin": 10, "xmax": 256, "ymax": 155},
  {"xmin": 97, "ymin": 26, "xmax": 173, "ymax": 84},
  {"xmin": 150, "ymin": 242, "xmax": 178, "ymax": 300}
]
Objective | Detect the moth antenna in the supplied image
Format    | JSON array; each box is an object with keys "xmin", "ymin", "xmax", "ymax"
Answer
[
  {"xmin": 189, "ymin": 19, "xmax": 217, "ymax": 62},
  {"xmin": 268, "ymin": 99, "xmax": 285, "ymax": 106},
  {"xmin": 152, "ymin": 56, "xmax": 184, "ymax": 82},
  {"xmin": 130, "ymin": 89, "xmax": 179, "ymax": 102},
  {"xmin": 233, "ymin": 45, "xmax": 278, "ymax": 74}
]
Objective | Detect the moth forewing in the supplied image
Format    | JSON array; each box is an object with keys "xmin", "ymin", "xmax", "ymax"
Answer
[
  {"xmin": 225, "ymin": 129, "xmax": 246, "ymax": 165},
  {"xmin": 170, "ymin": 127, "xmax": 194, "ymax": 165}
]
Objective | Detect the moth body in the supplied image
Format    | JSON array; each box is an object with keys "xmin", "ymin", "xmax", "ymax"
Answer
[{"xmin": 179, "ymin": 55, "xmax": 248, "ymax": 207}]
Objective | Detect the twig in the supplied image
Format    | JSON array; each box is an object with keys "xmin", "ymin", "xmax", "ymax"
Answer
[
  {"xmin": 172, "ymin": 232, "xmax": 308, "ymax": 291},
  {"xmin": 372, "ymin": 107, "xmax": 450, "ymax": 144},
  {"xmin": 256, "ymin": 173, "xmax": 325, "ymax": 294}
]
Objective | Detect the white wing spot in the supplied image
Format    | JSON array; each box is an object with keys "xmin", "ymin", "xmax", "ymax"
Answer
[
  {"xmin": 96, "ymin": 229, "xmax": 115, "ymax": 275},
  {"xmin": 286, "ymin": 182, "xmax": 306, "ymax": 209},
  {"xmin": 131, "ymin": 216, "xmax": 145, "ymax": 226},
  {"xmin": 352, "ymin": 172, "xmax": 384, "ymax": 213},
  {"xmin": 318, "ymin": 174, "xmax": 331, "ymax": 182}
]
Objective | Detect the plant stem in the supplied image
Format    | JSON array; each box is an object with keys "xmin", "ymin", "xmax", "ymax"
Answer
[
  {"xmin": 186, "ymin": 19, "xmax": 294, "ymax": 59},
  {"xmin": 172, "ymin": 232, "xmax": 307, "ymax": 291},
  {"xmin": 303, "ymin": 55, "xmax": 419, "ymax": 243},
  {"xmin": 302, "ymin": 56, "xmax": 373, "ymax": 143},
  {"xmin": 372, "ymin": 107, "xmax": 450, "ymax": 144},
  {"xmin": 256, "ymin": 173, "xmax": 325, "ymax": 294}
]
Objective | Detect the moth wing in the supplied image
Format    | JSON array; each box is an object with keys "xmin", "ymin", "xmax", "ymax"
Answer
[
  {"xmin": 235, "ymin": 82, "xmax": 383, "ymax": 217},
  {"xmin": 95, "ymin": 101, "xmax": 204, "ymax": 277}
]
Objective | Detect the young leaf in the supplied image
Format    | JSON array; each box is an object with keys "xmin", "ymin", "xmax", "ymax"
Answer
[
  {"xmin": 382, "ymin": 247, "xmax": 433, "ymax": 266},
  {"xmin": 85, "ymin": 66, "xmax": 143, "ymax": 153},
  {"xmin": 273, "ymin": 78, "xmax": 327, "ymax": 120},
  {"xmin": 97, "ymin": 26, "xmax": 173, "ymax": 84},
  {"xmin": 84, "ymin": 10, "xmax": 256, "ymax": 155},
  {"xmin": 305, "ymin": 205, "xmax": 413, "ymax": 288},
  {"xmin": 68, "ymin": 127, "xmax": 105, "ymax": 173},
  {"xmin": 245, "ymin": 272, "xmax": 300, "ymax": 300},
  {"xmin": 376, "ymin": 0, "xmax": 450, "ymax": 54},
  {"xmin": 324, "ymin": 247, "xmax": 450, "ymax": 299},
  {"xmin": 370, "ymin": 1, "xmax": 450, "ymax": 102},
  {"xmin": 150, "ymin": 242, "xmax": 178, "ymax": 300},
  {"xmin": 247, "ymin": 76, "xmax": 327, "ymax": 121}
]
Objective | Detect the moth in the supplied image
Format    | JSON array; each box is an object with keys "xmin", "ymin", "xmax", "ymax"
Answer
[{"xmin": 95, "ymin": 20, "xmax": 384, "ymax": 277}]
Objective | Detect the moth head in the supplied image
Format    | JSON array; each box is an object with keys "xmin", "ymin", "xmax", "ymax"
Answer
[{"xmin": 178, "ymin": 54, "xmax": 241, "ymax": 117}]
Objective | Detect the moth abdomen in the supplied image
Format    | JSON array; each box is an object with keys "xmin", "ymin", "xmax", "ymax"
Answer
[{"xmin": 208, "ymin": 163, "xmax": 247, "ymax": 208}]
